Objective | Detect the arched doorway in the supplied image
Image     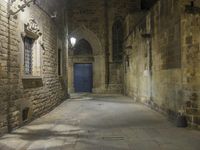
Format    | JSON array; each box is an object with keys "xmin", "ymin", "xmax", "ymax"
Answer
[
  {"xmin": 68, "ymin": 25, "xmax": 104, "ymax": 93},
  {"xmin": 73, "ymin": 39, "xmax": 93, "ymax": 93}
]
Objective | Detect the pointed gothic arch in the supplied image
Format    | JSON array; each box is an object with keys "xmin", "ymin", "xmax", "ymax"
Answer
[
  {"xmin": 70, "ymin": 25, "xmax": 103, "ymax": 55},
  {"xmin": 74, "ymin": 39, "xmax": 93, "ymax": 56}
]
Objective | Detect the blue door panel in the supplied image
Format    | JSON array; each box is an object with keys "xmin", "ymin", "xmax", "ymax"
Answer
[{"xmin": 74, "ymin": 64, "xmax": 93, "ymax": 92}]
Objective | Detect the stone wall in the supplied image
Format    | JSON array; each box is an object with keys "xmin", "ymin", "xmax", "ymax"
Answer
[
  {"xmin": 124, "ymin": 13, "xmax": 149, "ymax": 101},
  {"xmin": 67, "ymin": 0, "xmax": 141, "ymax": 93},
  {"xmin": 0, "ymin": 0, "xmax": 68, "ymax": 135},
  {"xmin": 124, "ymin": 0, "xmax": 200, "ymax": 126},
  {"xmin": 181, "ymin": 0, "xmax": 200, "ymax": 127},
  {"xmin": 0, "ymin": 0, "xmax": 20, "ymax": 135},
  {"xmin": 151, "ymin": 0, "xmax": 182, "ymax": 112}
]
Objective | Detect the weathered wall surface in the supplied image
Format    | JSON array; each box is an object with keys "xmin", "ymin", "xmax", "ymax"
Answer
[
  {"xmin": 151, "ymin": 0, "xmax": 182, "ymax": 112},
  {"xmin": 124, "ymin": 14, "xmax": 149, "ymax": 102},
  {"xmin": 107, "ymin": 0, "xmax": 141, "ymax": 93},
  {"xmin": 0, "ymin": 0, "xmax": 68, "ymax": 135},
  {"xmin": 180, "ymin": 0, "xmax": 200, "ymax": 126},
  {"xmin": 124, "ymin": 0, "xmax": 200, "ymax": 126}
]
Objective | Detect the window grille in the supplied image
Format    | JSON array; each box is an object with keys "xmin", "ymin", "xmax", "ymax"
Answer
[{"xmin": 24, "ymin": 37, "xmax": 34, "ymax": 75}]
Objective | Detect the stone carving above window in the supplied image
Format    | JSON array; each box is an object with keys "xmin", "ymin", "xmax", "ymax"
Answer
[
  {"xmin": 25, "ymin": 18, "xmax": 42, "ymax": 35},
  {"xmin": 22, "ymin": 18, "xmax": 42, "ymax": 39}
]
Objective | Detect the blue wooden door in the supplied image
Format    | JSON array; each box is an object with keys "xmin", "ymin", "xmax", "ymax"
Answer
[{"xmin": 74, "ymin": 64, "xmax": 93, "ymax": 93}]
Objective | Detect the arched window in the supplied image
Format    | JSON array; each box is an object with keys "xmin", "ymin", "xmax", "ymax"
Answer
[
  {"xmin": 74, "ymin": 39, "xmax": 93, "ymax": 56},
  {"xmin": 112, "ymin": 20, "xmax": 123, "ymax": 62}
]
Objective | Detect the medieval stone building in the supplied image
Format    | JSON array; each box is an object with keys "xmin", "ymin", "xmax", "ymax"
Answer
[
  {"xmin": 0, "ymin": 0, "xmax": 200, "ymax": 149},
  {"xmin": 0, "ymin": 0, "xmax": 68, "ymax": 134}
]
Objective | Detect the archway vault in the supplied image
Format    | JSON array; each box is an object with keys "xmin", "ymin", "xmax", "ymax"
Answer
[{"xmin": 69, "ymin": 25, "xmax": 103, "ymax": 56}]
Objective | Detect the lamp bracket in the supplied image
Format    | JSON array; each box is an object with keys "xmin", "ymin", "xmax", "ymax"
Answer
[{"xmin": 8, "ymin": 0, "xmax": 36, "ymax": 18}]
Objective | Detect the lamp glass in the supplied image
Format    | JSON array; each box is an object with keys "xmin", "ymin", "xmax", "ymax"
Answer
[{"xmin": 70, "ymin": 37, "xmax": 76, "ymax": 47}]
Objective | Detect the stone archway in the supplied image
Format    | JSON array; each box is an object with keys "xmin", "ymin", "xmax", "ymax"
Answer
[
  {"xmin": 70, "ymin": 25, "xmax": 103, "ymax": 56},
  {"xmin": 68, "ymin": 26, "xmax": 106, "ymax": 93}
]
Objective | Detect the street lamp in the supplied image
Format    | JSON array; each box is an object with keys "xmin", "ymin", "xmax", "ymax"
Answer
[{"xmin": 70, "ymin": 37, "xmax": 77, "ymax": 47}]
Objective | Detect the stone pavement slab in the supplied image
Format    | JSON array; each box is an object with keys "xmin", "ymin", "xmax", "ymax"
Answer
[{"xmin": 0, "ymin": 94, "xmax": 200, "ymax": 150}]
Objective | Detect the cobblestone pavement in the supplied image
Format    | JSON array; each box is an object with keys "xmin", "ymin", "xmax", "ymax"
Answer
[{"xmin": 0, "ymin": 94, "xmax": 200, "ymax": 150}]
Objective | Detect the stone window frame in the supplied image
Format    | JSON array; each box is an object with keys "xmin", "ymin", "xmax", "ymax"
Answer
[{"xmin": 21, "ymin": 18, "xmax": 43, "ymax": 79}]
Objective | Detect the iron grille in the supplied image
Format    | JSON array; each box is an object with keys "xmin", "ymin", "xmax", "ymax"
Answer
[{"xmin": 24, "ymin": 37, "xmax": 33, "ymax": 75}]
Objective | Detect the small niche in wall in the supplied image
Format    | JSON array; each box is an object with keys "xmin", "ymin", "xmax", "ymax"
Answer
[{"xmin": 22, "ymin": 107, "xmax": 30, "ymax": 122}]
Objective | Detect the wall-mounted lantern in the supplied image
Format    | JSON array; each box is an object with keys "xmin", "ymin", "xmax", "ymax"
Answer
[{"xmin": 70, "ymin": 37, "xmax": 77, "ymax": 48}]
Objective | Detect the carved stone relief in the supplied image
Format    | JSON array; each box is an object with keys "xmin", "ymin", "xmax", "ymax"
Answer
[{"xmin": 22, "ymin": 18, "xmax": 42, "ymax": 39}]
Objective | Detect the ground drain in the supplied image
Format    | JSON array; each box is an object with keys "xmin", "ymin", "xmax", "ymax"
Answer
[{"xmin": 102, "ymin": 136, "xmax": 125, "ymax": 140}]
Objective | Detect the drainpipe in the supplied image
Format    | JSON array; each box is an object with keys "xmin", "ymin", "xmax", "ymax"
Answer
[
  {"xmin": 104, "ymin": 0, "xmax": 110, "ymax": 88},
  {"xmin": 7, "ymin": 0, "xmax": 12, "ymax": 133},
  {"xmin": 66, "ymin": 6, "xmax": 69, "ymax": 98}
]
